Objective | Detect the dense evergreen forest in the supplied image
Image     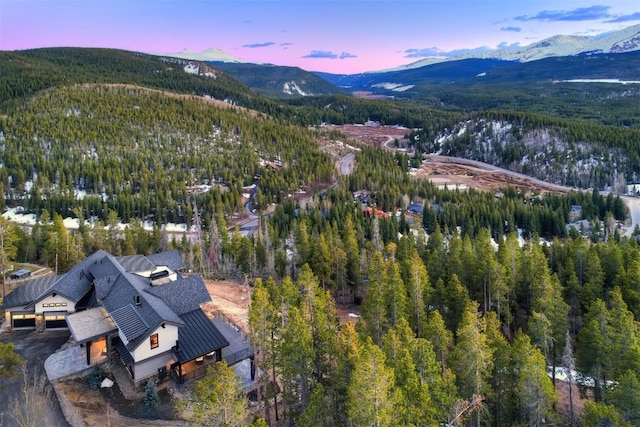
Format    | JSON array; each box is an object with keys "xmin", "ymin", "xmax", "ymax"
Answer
[
  {"xmin": 0, "ymin": 85, "xmax": 334, "ymax": 224},
  {"xmin": 2, "ymin": 47, "xmax": 640, "ymax": 426}
]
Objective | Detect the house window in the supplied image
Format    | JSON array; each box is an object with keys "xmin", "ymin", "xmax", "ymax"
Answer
[{"xmin": 150, "ymin": 333, "xmax": 159, "ymax": 349}]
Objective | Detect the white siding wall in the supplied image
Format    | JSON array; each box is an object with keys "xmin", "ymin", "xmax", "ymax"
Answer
[
  {"xmin": 35, "ymin": 294, "xmax": 74, "ymax": 314},
  {"xmin": 132, "ymin": 325, "xmax": 178, "ymax": 363}
]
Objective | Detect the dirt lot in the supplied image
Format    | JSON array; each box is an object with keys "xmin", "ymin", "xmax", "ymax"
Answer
[
  {"xmin": 415, "ymin": 155, "xmax": 572, "ymax": 194},
  {"xmin": 328, "ymin": 123, "xmax": 573, "ymax": 195},
  {"xmin": 200, "ymin": 279, "xmax": 362, "ymax": 330},
  {"xmin": 201, "ymin": 279, "xmax": 252, "ymax": 332},
  {"xmin": 328, "ymin": 123, "xmax": 412, "ymax": 146}
]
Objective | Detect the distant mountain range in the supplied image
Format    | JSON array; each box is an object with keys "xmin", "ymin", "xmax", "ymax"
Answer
[
  {"xmin": 156, "ymin": 24, "xmax": 640, "ymax": 99},
  {"xmin": 388, "ymin": 23, "xmax": 640, "ymax": 71},
  {"xmin": 158, "ymin": 48, "xmax": 244, "ymax": 63}
]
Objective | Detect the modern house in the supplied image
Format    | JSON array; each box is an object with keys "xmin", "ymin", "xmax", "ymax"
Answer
[{"xmin": 3, "ymin": 250, "xmax": 233, "ymax": 386}]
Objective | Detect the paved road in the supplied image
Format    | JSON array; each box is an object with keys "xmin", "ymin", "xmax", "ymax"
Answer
[
  {"xmin": 0, "ymin": 329, "xmax": 70, "ymax": 427},
  {"xmin": 339, "ymin": 153, "xmax": 356, "ymax": 176}
]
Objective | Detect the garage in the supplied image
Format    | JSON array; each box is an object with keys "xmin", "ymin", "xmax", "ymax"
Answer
[
  {"xmin": 44, "ymin": 312, "xmax": 68, "ymax": 329},
  {"xmin": 11, "ymin": 313, "xmax": 36, "ymax": 329}
]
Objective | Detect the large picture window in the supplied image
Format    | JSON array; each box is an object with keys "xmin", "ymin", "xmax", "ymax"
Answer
[{"xmin": 150, "ymin": 333, "xmax": 159, "ymax": 349}]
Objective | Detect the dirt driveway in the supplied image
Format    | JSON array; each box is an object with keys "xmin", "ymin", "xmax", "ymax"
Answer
[{"xmin": 0, "ymin": 329, "xmax": 71, "ymax": 427}]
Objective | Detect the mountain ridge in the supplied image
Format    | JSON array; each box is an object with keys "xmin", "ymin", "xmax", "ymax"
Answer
[
  {"xmin": 386, "ymin": 23, "xmax": 640, "ymax": 72},
  {"xmin": 157, "ymin": 47, "xmax": 244, "ymax": 63},
  {"xmin": 151, "ymin": 24, "xmax": 640, "ymax": 76}
]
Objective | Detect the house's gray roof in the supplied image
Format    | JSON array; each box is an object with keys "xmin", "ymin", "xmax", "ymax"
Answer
[
  {"xmin": 30, "ymin": 250, "xmax": 112, "ymax": 305},
  {"xmin": 2, "ymin": 275, "xmax": 59, "ymax": 308},
  {"xmin": 407, "ymin": 203, "xmax": 424, "ymax": 215},
  {"xmin": 115, "ymin": 255, "xmax": 155, "ymax": 273},
  {"xmin": 175, "ymin": 309, "xmax": 229, "ymax": 363},
  {"xmin": 87, "ymin": 253, "xmax": 126, "ymax": 281},
  {"xmin": 147, "ymin": 250, "xmax": 185, "ymax": 272},
  {"xmin": 6, "ymin": 249, "xmax": 225, "ymax": 367},
  {"xmin": 110, "ymin": 304, "xmax": 149, "ymax": 342},
  {"xmin": 144, "ymin": 275, "xmax": 211, "ymax": 315},
  {"xmin": 98, "ymin": 271, "xmax": 184, "ymax": 351}
]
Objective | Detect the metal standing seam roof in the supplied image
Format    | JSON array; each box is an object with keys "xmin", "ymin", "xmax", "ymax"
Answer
[
  {"xmin": 112, "ymin": 337, "xmax": 135, "ymax": 365},
  {"xmin": 109, "ymin": 304, "xmax": 149, "ymax": 342},
  {"xmin": 174, "ymin": 309, "xmax": 229, "ymax": 363},
  {"xmin": 2, "ymin": 275, "xmax": 60, "ymax": 308}
]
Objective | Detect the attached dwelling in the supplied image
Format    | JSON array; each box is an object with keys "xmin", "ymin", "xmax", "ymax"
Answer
[{"xmin": 3, "ymin": 250, "xmax": 231, "ymax": 387}]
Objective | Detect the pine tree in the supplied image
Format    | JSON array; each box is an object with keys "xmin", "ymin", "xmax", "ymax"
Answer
[
  {"xmin": 404, "ymin": 249, "xmax": 430, "ymax": 337},
  {"xmin": 511, "ymin": 333, "xmax": 557, "ymax": 426},
  {"xmin": 361, "ymin": 251, "xmax": 388, "ymax": 345},
  {"xmin": 189, "ymin": 361, "xmax": 248, "ymax": 427},
  {"xmin": 449, "ymin": 302, "xmax": 493, "ymax": 426},
  {"xmin": 0, "ymin": 217, "xmax": 18, "ymax": 301},
  {"xmin": 562, "ymin": 330, "xmax": 577, "ymax": 427},
  {"xmin": 248, "ymin": 279, "xmax": 277, "ymax": 422},
  {"xmin": 346, "ymin": 338, "xmax": 395, "ymax": 427},
  {"xmin": 143, "ymin": 380, "xmax": 159, "ymax": 407}
]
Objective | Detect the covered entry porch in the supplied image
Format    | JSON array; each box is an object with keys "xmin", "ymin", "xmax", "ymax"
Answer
[{"xmin": 66, "ymin": 307, "xmax": 118, "ymax": 366}]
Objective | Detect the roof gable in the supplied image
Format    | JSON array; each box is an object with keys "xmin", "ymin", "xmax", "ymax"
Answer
[
  {"xmin": 98, "ymin": 271, "xmax": 184, "ymax": 350},
  {"xmin": 35, "ymin": 250, "xmax": 112, "ymax": 304}
]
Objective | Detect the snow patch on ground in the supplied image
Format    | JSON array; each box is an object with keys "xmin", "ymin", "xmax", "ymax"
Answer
[
  {"xmin": 2, "ymin": 207, "xmax": 194, "ymax": 234},
  {"xmin": 548, "ymin": 366, "xmax": 615, "ymax": 388},
  {"xmin": 283, "ymin": 81, "xmax": 311, "ymax": 96},
  {"xmin": 371, "ymin": 82, "xmax": 415, "ymax": 92},
  {"xmin": 561, "ymin": 79, "xmax": 640, "ymax": 84}
]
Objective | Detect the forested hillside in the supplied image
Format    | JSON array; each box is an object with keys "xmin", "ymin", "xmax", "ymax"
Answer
[
  {"xmin": 205, "ymin": 61, "xmax": 342, "ymax": 98},
  {"xmin": 0, "ymin": 85, "xmax": 334, "ymax": 224},
  {"xmin": 316, "ymin": 51, "xmax": 640, "ymax": 128},
  {"xmin": 2, "ymin": 47, "xmax": 640, "ymax": 426},
  {"xmin": 408, "ymin": 111, "xmax": 640, "ymax": 190}
]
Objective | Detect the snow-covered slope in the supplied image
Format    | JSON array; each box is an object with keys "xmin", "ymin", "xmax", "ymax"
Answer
[
  {"xmin": 389, "ymin": 24, "xmax": 640, "ymax": 72},
  {"xmin": 159, "ymin": 48, "xmax": 244, "ymax": 63}
]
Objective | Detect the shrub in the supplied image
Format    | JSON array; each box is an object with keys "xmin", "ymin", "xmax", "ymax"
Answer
[
  {"xmin": 144, "ymin": 379, "xmax": 159, "ymax": 408},
  {"xmin": 88, "ymin": 366, "xmax": 104, "ymax": 390}
]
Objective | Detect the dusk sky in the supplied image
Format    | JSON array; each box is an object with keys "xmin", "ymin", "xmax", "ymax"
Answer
[{"xmin": 2, "ymin": 1, "xmax": 639, "ymax": 74}]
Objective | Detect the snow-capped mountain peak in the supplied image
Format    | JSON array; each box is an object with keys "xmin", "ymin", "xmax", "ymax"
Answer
[
  {"xmin": 385, "ymin": 23, "xmax": 640, "ymax": 72},
  {"xmin": 159, "ymin": 48, "xmax": 244, "ymax": 63}
]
